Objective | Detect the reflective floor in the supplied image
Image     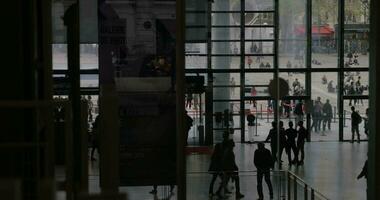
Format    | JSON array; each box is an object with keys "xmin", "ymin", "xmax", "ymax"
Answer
[{"xmin": 57, "ymin": 141, "xmax": 367, "ymax": 200}]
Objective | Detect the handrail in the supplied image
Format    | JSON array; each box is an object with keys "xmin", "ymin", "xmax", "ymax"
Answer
[{"xmin": 287, "ymin": 170, "xmax": 330, "ymax": 200}]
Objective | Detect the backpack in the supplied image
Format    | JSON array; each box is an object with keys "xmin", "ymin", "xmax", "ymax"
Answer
[
  {"xmin": 355, "ymin": 112, "xmax": 362, "ymax": 124},
  {"xmin": 358, "ymin": 114, "xmax": 363, "ymax": 124}
]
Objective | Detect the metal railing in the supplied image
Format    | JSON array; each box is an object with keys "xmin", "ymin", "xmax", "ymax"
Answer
[
  {"xmin": 287, "ymin": 171, "xmax": 330, "ymax": 200},
  {"xmin": 185, "ymin": 170, "xmax": 329, "ymax": 200}
]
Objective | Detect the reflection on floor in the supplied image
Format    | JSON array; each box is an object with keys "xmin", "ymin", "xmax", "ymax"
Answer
[{"xmin": 57, "ymin": 142, "xmax": 367, "ymax": 200}]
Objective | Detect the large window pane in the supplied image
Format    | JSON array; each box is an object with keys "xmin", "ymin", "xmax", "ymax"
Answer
[
  {"xmin": 279, "ymin": 0, "xmax": 307, "ymax": 68},
  {"xmin": 186, "ymin": 56, "xmax": 207, "ymax": 69},
  {"xmin": 244, "ymin": 56, "xmax": 274, "ymax": 69},
  {"xmin": 312, "ymin": 0, "xmax": 338, "ymax": 68},
  {"xmin": 212, "ymin": 13, "xmax": 238, "ymax": 26},
  {"xmin": 212, "ymin": 56, "xmax": 240, "ymax": 69},
  {"xmin": 343, "ymin": 71, "xmax": 369, "ymax": 96},
  {"xmin": 212, "ymin": 42, "xmax": 240, "ymax": 55},
  {"xmin": 279, "ymin": 73, "xmax": 306, "ymax": 96},
  {"xmin": 53, "ymin": 44, "xmax": 67, "ymax": 70},
  {"xmin": 343, "ymin": 0, "xmax": 370, "ymax": 68},
  {"xmin": 342, "ymin": 99, "xmax": 369, "ymax": 141},
  {"xmin": 245, "ymin": 41, "xmax": 274, "ymax": 54},
  {"xmin": 212, "ymin": 27, "xmax": 241, "ymax": 40},
  {"xmin": 311, "ymin": 72, "xmax": 338, "ymax": 141},
  {"xmin": 245, "ymin": 27, "xmax": 274, "ymax": 40},
  {"xmin": 212, "ymin": 0, "xmax": 240, "ymax": 11},
  {"xmin": 245, "ymin": 73, "xmax": 274, "ymax": 96},
  {"xmin": 245, "ymin": 0, "xmax": 274, "ymax": 11}
]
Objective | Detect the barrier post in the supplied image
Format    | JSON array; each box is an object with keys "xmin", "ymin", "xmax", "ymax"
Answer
[
  {"xmin": 343, "ymin": 110, "xmax": 346, "ymax": 127},
  {"xmin": 333, "ymin": 106, "xmax": 336, "ymax": 123}
]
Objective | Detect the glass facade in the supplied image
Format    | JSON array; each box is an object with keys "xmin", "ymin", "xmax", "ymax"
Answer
[{"xmin": 185, "ymin": 0, "xmax": 369, "ymax": 142}]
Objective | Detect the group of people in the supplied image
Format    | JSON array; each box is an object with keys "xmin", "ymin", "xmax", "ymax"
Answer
[
  {"xmin": 310, "ymin": 97, "xmax": 333, "ymax": 133},
  {"xmin": 346, "ymin": 52, "xmax": 360, "ymax": 66},
  {"xmin": 344, "ymin": 76, "xmax": 367, "ymax": 106},
  {"xmin": 265, "ymin": 121, "xmax": 308, "ymax": 166}
]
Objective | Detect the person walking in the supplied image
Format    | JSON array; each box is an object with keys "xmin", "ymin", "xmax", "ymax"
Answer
[
  {"xmin": 254, "ymin": 142, "xmax": 274, "ymax": 200},
  {"xmin": 364, "ymin": 108, "xmax": 369, "ymax": 136},
  {"xmin": 217, "ymin": 140, "xmax": 244, "ymax": 199},
  {"xmin": 247, "ymin": 56, "xmax": 253, "ymax": 68},
  {"xmin": 296, "ymin": 121, "xmax": 308, "ymax": 165},
  {"xmin": 265, "ymin": 121, "xmax": 278, "ymax": 162},
  {"xmin": 208, "ymin": 132, "xmax": 229, "ymax": 196},
  {"xmin": 322, "ymin": 99, "xmax": 333, "ymax": 132},
  {"xmin": 90, "ymin": 115, "xmax": 100, "ymax": 161},
  {"xmin": 313, "ymin": 97, "xmax": 323, "ymax": 132},
  {"xmin": 278, "ymin": 121, "xmax": 287, "ymax": 166},
  {"xmin": 294, "ymin": 101, "xmax": 304, "ymax": 124},
  {"xmin": 351, "ymin": 106, "xmax": 362, "ymax": 143},
  {"xmin": 285, "ymin": 121, "xmax": 298, "ymax": 165}
]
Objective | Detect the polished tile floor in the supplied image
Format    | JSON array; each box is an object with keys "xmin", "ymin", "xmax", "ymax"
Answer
[{"xmin": 57, "ymin": 141, "xmax": 367, "ymax": 200}]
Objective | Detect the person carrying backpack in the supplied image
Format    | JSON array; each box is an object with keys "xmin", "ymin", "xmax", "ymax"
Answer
[{"xmin": 351, "ymin": 106, "xmax": 362, "ymax": 143}]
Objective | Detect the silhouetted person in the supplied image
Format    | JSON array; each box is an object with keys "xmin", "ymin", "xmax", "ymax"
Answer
[
  {"xmin": 247, "ymin": 113, "xmax": 256, "ymax": 143},
  {"xmin": 285, "ymin": 121, "xmax": 298, "ymax": 165},
  {"xmin": 351, "ymin": 106, "xmax": 362, "ymax": 143},
  {"xmin": 364, "ymin": 108, "xmax": 369, "ymax": 136},
  {"xmin": 294, "ymin": 101, "xmax": 304, "ymax": 123},
  {"xmin": 184, "ymin": 110, "xmax": 193, "ymax": 145},
  {"xmin": 254, "ymin": 142, "xmax": 274, "ymax": 200},
  {"xmin": 357, "ymin": 160, "xmax": 368, "ymax": 180},
  {"xmin": 208, "ymin": 132, "xmax": 229, "ymax": 196},
  {"xmin": 265, "ymin": 121, "xmax": 278, "ymax": 162},
  {"xmin": 278, "ymin": 121, "xmax": 287, "ymax": 165},
  {"xmin": 348, "ymin": 82, "xmax": 356, "ymax": 106},
  {"xmin": 322, "ymin": 99, "xmax": 333, "ymax": 131},
  {"xmin": 296, "ymin": 121, "xmax": 307, "ymax": 165},
  {"xmin": 90, "ymin": 115, "xmax": 100, "ymax": 161},
  {"xmin": 217, "ymin": 140, "xmax": 244, "ymax": 199},
  {"xmin": 313, "ymin": 97, "xmax": 323, "ymax": 132},
  {"xmin": 357, "ymin": 159, "xmax": 368, "ymax": 193}
]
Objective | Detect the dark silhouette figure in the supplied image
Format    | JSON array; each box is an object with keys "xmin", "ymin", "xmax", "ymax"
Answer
[
  {"xmin": 184, "ymin": 110, "xmax": 194, "ymax": 145},
  {"xmin": 294, "ymin": 101, "xmax": 304, "ymax": 123},
  {"xmin": 278, "ymin": 121, "xmax": 287, "ymax": 165},
  {"xmin": 217, "ymin": 140, "xmax": 244, "ymax": 199},
  {"xmin": 285, "ymin": 121, "xmax": 298, "ymax": 165},
  {"xmin": 208, "ymin": 132, "xmax": 229, "ymax": 196},
  {"xmin": 351, "ymin": 106, "xmax": 362, "ymax": 143},
  {"xmin": 357, "ymin": 160, "xmax": 368, "ymax": 193},
  {"xmin": 265, "ymin": 121, "xmax": 286, "ymax": 165},
  {"xmin": 322, "ymin": 99, "xmax": 333, "ymax": 131},
  {"xmin": 265, "ymin": 121, "xmax": 278, "ymax": 162},
  {"xmin": 254, "ymin": 142, "xmax": 274, "ymax": 200},
  {"xmin": 296, "ymin": 121, "xmax": 307, "ymax": 165},
  {"xmin": 357, "ymin": 160, "xmax": 368, "ymax": 180},
  {"xmin": 247, "ymin": 113, "xmax": 256, "ymax": 143},
  {"xmin": 364, "ymin": 108, "xmax": 369, "ymax": 136},
  {"xmin": 90, "ymin": 115, "xmax": 100, "ymax": 161}
]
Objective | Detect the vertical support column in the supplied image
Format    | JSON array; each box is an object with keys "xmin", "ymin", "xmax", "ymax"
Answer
[
  {"xmin": 63, "ymin": 2, "xmax": 85, "ymax": 197},
  {"xmin": 287, "ymin": 173, "xmax": 291, "ymax": 200},
  {"xmin": 205, "ymin": 0, "xmax": 213, "ymax": 145},
  {"xmin": 176, "ymin": 0, "xmax": 186, "ymax": 199},
  {"xmin": 306, "ymin": 0, "xmax": 312, "ymax": 142},
  {"xmin": 368, "ymin": 0, "xmax": 380, "ymax": 198},
  {"xmin": 304, "ymin": 184, "xmax": 308, "ymax": 200},
  {"xmin": 294, "ymin": 178, "xmax": 298, "ymax": 200},
  {"xmin": 240, "ymin": 0, "xmax": 246, "ymax": 142},
  {"xmin": 274, "ymin": 0, "xmax": 280, "ymax": 169},
  {"xmin": 337, "ymin": 0, "xmax": 345, "ymax": 141}
]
